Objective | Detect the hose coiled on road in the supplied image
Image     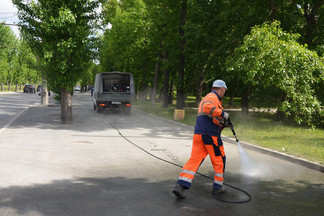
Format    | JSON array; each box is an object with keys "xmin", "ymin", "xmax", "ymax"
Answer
[{"xmin": 106, "ymin": 119, "xmax": 252, "ymax": 204}]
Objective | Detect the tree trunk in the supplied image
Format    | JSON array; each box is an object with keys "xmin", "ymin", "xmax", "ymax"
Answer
[
  {"xmin": 61, "ymin": 88, "xmax": 72, "ymax": 124},
  {"xmin": 140, "ymin": 60, "xmax": 148, "ymax": 102},
  {"xmin": 176, "ymin": 0, "xmax": 187, "ymax": 109},
  {"xmin": 8, "ymin": 82, "xmax": 11, "ymax": 91},
  {"xmin": 229, "ymin": 95, "xmax": 234, "ymax": 106},
  {"xmin": 276, "ymin": 93, "xmax": 288, "ymax": 121},
  {"xmin": 41, "ymin": 80, "xmax": 48, "ymax": 105},
  {"xmin": 303, "ymin": 1, "xmax": 323, "ymax": 47},
  {"xmin": 151, "ymin": 54, "xmax": 161, "ymax": 106},
  {"xmin": 162, "ymin": 52, "xmax": 169, "ymax": 108},
  {"xmin": 268, "ymin": 0, "xmax": 277, "ymax": 20},
  {"xmin": 1, "ymin": 83, "xmax": 3, "ymax": 91},
  {"xmin": 196, "ymin": 73, "xmax": 203, "ymax": 106},
  {"xmin": 196, "ymin": 50, "xmax": 213, "ymax": 106},
  {"xmin": 15, "ymin": 83, "xmax": 18, "ymax": 92},
  {"xmin": 241, "ymin": 88, "xmax": 249, "ymax": 115},
  {"xmin": 169, "ymin": 80, "xmax": 174, "ymax": 105}
]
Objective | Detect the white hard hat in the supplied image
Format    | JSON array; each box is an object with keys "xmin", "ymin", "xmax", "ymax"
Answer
[{"xmin": 212, "ymin": 79, "xmax": 227, "ymax": 89}]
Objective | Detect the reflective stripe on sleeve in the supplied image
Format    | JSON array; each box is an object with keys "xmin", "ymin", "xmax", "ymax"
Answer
[
  {"xmin": 200, "ymin": 101, "xmax": 213, "ymax": 113},
  {"xmin": 209, "ymin": 106, "xmax": 216, "ymax": 115},
  {"xmin": 213, "ymin": 116, "xmax": 222, "ymax": 121},
  {"xmin": 202, "ymin": 101, "xmax": 213, "ymax": 106},
  {"xmin": 197, "ymin": 112, "xmax": 211, "ymax": 117}
]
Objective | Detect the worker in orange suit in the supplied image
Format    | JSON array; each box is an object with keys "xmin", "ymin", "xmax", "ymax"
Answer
[{"xmin": 173, "ymin": 79, "xmax": 230, "ymax": 199}]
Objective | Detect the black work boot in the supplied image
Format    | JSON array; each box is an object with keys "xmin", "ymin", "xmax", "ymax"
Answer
[
  {"xmin": 212, "ymin": 186, "xmax": 227, "ymax": 196},
  {"xmin": 173, "ymin": 184, "xmax": 186, "ymax": 199}
]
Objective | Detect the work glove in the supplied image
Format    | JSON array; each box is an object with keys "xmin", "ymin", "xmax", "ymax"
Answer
[
  {"xmin": 223, "ymin": 117, "xmax": 234, "ymax": 130},
  {"xmin": 223, "ymin": 112, "xmax": 229, "ymax": 120}
]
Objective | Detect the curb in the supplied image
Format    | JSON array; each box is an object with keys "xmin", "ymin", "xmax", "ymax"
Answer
[
  {"xmin": 222, "ymin": 137, "xmax": 324, "ymax": 173},
  {"xmin": 0, "ymin": 91, "xmax": 18, "ymax": 94},
  {"xmin": 133, "ymin": 108, "xmax": 324, "ymax": 173}
]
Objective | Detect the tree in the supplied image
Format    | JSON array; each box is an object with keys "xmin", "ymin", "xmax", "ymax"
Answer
[
  {"xmin": 101, "ymin": 0, "xmax": 152, "ymax": 99},
  {"xmin": 14, "ymin": 0, "xmax": 99, "ymax": 123},
  {"xmin": 15, "ymin": 41, "xmax": 39, "ymax": 89},
  {"xmin": 99, "ymin": 0, "xmax": 323, "ymax": 117},
  {"xmin": 176, "ymin": 0, "xmax": 187, "ymax": 109},
  {"xmin": 101, "ymin": 0, "xmax": 185, "ymax": 107},
  {"xmin": 0, "ymin": 24, "xmax": 17, "ymax": 91},
  {"xmin": 228, "ymin": 21, "xmax": 324, "ymax": 127},
  {"xmin": 80, "ymin": 62, "xmax": 100, "ymax": 88}
]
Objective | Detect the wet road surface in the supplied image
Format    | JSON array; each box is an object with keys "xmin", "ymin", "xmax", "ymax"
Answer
[{"xmin": 0, "ymin": 92, "xmax": 323, "ymax": 216}]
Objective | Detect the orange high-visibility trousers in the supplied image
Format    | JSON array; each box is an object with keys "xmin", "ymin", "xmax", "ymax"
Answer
[{"xmin": 177, "ymin": 134, "xmax": 226, "ymax": 190}]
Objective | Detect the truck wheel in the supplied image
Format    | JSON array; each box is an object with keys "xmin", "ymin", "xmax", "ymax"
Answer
[
  {"xmin": 124, "ymin": 107, "xmax": 131, "ymax": 114},
  {"xmin": 96, "ymin": 103, "xmax": 103, "ymax": 113},
  {"xmin": 96, "ymin": 106, "xmax": 101, "ymax": 113}
]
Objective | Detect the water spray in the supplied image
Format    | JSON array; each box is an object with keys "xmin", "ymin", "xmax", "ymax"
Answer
[
  {"xmin": 228, "ymin": 118, "xmax": 252, "ymax": 174},
  {"xmin": 227, "ymin": 118, "xmax": 245, "ymax": 154}
]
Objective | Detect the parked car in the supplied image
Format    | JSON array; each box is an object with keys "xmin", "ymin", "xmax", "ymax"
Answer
[
  {"xmin": 37, "ymin": 85, "xmax": 42, "ymax": 92},
  {"xmin": 23, "ymin": 85, "xmax": 36, "ymax": 93},
  {"xmin": 74, "ymin": 86, "xmax": 81, "ymax": 91}
]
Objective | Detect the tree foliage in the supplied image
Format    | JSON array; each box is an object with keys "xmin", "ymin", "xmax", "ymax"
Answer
[
  {"xmin": 0, "ymin": 24, "xmax": 39, "ymax": 90},
  {"xmin": 98, "ymin": 0, "xmax": 323, "ymax": 127},
  {"xmin": 228, "ymin": 21, "xmax": 323, "ymax": 126},
  {"xmin": 0, "ymin": 24, "xmax": 17, "ymax": 88},
  {"xmin": 13, "ymin": 0, "xmax": 99, "ymax": 123}
]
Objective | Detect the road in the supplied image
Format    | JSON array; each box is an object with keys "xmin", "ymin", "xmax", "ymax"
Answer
[
  {"xmin": 0, "ymin": 92, "xmax": 323, "ymax": 216},
  {"xmin": 0, "ymin": 92, "xmax": 40, "ymax": 132}
]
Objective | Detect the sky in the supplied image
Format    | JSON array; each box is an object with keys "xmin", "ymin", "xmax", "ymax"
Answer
[
  {"xmin": 0, "ymin": 0, "xmax": 108, "ymax": 38},
  {"xmin": 0, "ymin": 0, "xmax": 20, "ymax": 36}
]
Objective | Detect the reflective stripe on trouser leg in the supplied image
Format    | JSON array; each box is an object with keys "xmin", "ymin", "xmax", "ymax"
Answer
[
  {"xmin": 177, "ymin": 170, "xmax": 194, "ymax": 189},
  {"xmin": 205, "ymin": 136, "xmax": 226, "ymax": 190},
  {"xmin": 214, "ymin": 172, "xmax": 223, "ymax": 186},
  {"xmin": 177, "ymin": 134, "xmax": 208, "ymax": 189}
]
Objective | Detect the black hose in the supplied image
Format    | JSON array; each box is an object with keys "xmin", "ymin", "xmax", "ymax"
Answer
[{"xmin": 106, "ymin": 119, "xmax": 252, "ymax": 204}]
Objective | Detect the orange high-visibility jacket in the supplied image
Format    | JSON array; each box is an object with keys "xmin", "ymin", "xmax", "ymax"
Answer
[{"xmin": 194, "ymin": 91, "xmax": 225, "ymax": 136}]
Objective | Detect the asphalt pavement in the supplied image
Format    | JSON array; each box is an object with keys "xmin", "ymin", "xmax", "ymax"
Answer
[{"xmin": 0, "ymin": 92, "xmax": 323, "ymax": 216}]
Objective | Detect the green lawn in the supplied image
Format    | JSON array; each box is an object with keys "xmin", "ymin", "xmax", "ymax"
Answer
[{"xmin": 133, "ymin": 100, "xmax": 324, "ymax": 165}]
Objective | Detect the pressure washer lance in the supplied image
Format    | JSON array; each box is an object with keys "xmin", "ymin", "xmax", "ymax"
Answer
[{"xmin": 227, "ymin": 118, "xmax": 239, "ymax": 143}]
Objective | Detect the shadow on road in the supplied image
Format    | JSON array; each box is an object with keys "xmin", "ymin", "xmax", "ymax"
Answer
[
  {"xmin": 0, "ymin": 173, "xmax": 323, "ymax": 216},
  {"xmin": 6, "ymin": 95, "xmax": 194, "ymax": 141}
]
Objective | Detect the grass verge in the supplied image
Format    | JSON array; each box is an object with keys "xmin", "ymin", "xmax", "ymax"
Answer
[{"xmin": 133, "ymin": 100, "xmax": 324, "ymax": 165}]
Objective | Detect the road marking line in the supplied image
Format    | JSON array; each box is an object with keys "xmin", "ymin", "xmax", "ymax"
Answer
[{"xmin": 0, "ymin": 107, "xmax": 29, "ymax": 135}]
